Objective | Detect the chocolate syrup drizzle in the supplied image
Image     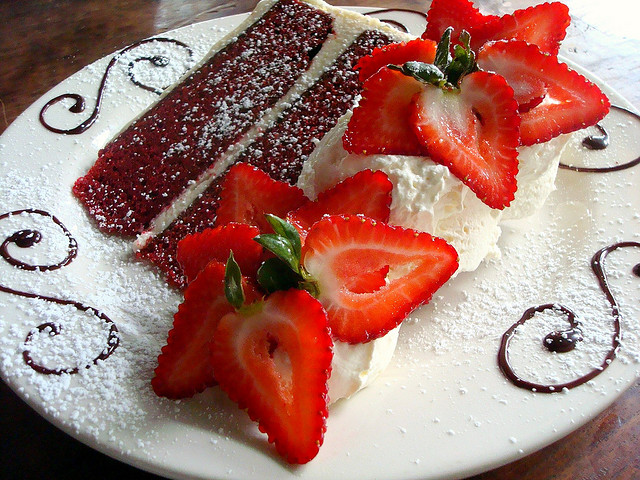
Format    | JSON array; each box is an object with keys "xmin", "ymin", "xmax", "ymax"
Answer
[
  {"xmin": 499, "ymin": 242, "xmax": 640, "ymax": 393},
  {"xmin": 560, "ymin": 105, "xmax": 640, "ymax": 172},
  {"xmin": 0, "ymin": 209, "xmax": 119, "ymax": 375},
  {"xmin": 39, "ymin": 38, "xmax": 194, "ymax": 135},
  {"xmin": 364, "ymin": 8, "xmax": 428, "ymax": 33}
]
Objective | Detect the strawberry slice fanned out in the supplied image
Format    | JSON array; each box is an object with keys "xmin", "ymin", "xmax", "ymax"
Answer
[
  {"xmin": 343, "ymin": 68, "xmax": 427, "ymax": 156},
  {"xmin": 301, "ymin": 215, "xmax": 458, "ymax": 343},
  {"xmin": 176, "ymin": 223, "xmax": 263, "ymax": 285},
  {"xmin": 423, "ymin": 0, "xmax": 570, "ymax": 55},
  {"xmin": 215, "ymin": 163, "xmax": 308, "ymax": 232},
  {"xmin": 210, "ymin": 289, "xmax": 332, "ymax": 464},
  {"xmin": 477, "ymin": 40, "xmax": 610, "ymax": 145},
  {"xmin": 152, "ymin": 262, "xmax": 260, "ymax": 399},
  {"xmin": 286, "ymin": 169, "xmax": 392, "ymax": 241},
  {"xmin": 411, "ymin": 70, "xmax": 520, "ymax": 209},
  {"xmin": 356, "ymin": 38, "xmax": 438, "ymax": 82}
]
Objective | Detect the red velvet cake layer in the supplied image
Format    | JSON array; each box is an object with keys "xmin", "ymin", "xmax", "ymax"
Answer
[
  {"xmin": 73, "ymin": 0, "xmax": 333, "ymax": 235},
  {"xmin": 138, "ymin": 30, "xmax": 393, "ymax": 287}
]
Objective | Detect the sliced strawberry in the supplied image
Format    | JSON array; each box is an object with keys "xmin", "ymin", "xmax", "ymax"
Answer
[
  {"xmin": 356, "ymin": 38, "xmax": 437, "ymax": 82},
  {"xmin": 492, "ymin": 3, "xmax": 570, "ymax": 56},
  {"xmin": 423, "ymin": 0, "xmax": 501, "ymax": 52},
  {"xmin": 410, "ymin": 70, "xmax": 520, "ymax": 209},
  {"xmin": 301, "ymin": 215, "xmax": 459, "ymax": 343},
  {"xmin": 477, "ymin": 40, "xmax": 610, "ymax": 145},
  {"xmin": 343, "ymin": 68, "xmax": 426, "ymax": 156},
  {"xmin": 423, "ymin": 0, "xmax": 569, "ymax": 55},
  {"xmin": 176, "ymin": 223, "xmax": 262, "ymax": 285},
  {"xmin": 152, "ymin": 262, "xmax": 260, "ymax": 399},
  {"xmin": 215, "ymin": 163, "xmax": 308, "ymax": 232},
  {"xmin": 286, "ymin": 170, "xmax": 392, "ymax": 241},
  {"xmin": 210, "ymin": 289, "xmax": 332, "ymax": 464}
]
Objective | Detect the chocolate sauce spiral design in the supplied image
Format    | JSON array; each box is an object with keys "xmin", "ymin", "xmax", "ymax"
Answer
[
  {"xmin": 560, "ymin": 105, "xmax": 640, "ymax": 173},
  {"xmin": 39, "ymin": 38, "xmax": 194, "ymax": 135},
  {"xmin": 499, "ymin": 242, "xmax": 640, "ymax": 393},
  {"xmin": 0, "ymin": 209, "xmax": 119, "ymax": 375}
]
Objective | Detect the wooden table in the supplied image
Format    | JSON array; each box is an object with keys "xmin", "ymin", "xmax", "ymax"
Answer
[{"xmin": 1, "ymin": 1, "xmax": 638, "ymax": 479}]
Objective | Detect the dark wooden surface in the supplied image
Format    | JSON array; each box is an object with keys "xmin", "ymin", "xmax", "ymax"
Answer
[{"xmin": 1, "ymin": 1, "xmax": 638, "ymax": 479}]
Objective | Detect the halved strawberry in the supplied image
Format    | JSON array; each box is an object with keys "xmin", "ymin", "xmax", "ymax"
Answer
[
  {"xmin": 210, "ymin": 289, "xmax": 332, "ymax": 464},
  {"xmin": 492, "ymin": 3, "xmax": 570, "ymax": 56},
  {"xmin": 215, "ymin": 163, "xmax": 308, "ymax": 232},
  {"xmin": 301, "ymin": 215, "xmax": 459, "ymax": 343},
  {"xmin": 176, "ymin": 223, "xmax": 263, "ymax": 285},
  {"xmin": 286, "ymin": 170, "xmax": 392, "ymax": 241},
  {"xmin": 356, "ymin": 38, "xmax": 438, "ymax": 82},
  {"xmin": 152, "ymin": 262, "xmax": 260, "ymax": 399},
  {"xmin": 410, "ymin": 70, "xmax": 520, "ymax": 209},
  {"xmin": 477, "ymin": 40, "xmax": 610, "ymax": 145},
  {"xmin": 423, "ymin": 0, "xmax": 500, "ymax": 52},
  {"xmin": 343, "ymin": 68, "xmax": 426, "ymax": 156},
  {"xmin": 423, "ymin": 0, "xmax": 569, "ymax": 55}
]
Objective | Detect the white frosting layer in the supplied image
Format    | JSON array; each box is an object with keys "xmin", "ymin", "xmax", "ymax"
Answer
[{"xmin": 304, "ymin": 112, "xmax": 569, "ymax": 402}]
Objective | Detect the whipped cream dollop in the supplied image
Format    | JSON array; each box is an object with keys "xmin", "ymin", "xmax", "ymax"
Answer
[{"xmin": 304, "ymin": 111, "xmax": 570, "ymax": 403}]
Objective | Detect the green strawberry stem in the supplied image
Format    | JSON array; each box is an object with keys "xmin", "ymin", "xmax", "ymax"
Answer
[
  {"xmin": 389, "ymin": 27, "xmax": 477, "ymax": 89},
  {"xmin": 254, "ymin": 215, "xmax": 319, "ymax": 297}
]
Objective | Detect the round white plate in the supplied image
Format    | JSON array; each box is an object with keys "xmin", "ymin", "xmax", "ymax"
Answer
[{"xmin": 1, "ymin": 7, "xmax": 639, "ymax": 480}]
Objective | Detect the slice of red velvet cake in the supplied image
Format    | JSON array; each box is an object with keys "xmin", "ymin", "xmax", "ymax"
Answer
[
  {"xmin": 73, "ymin": 0, "xmax": 409, "ymax": 285},
  {"xmin": 137, "ymin": 29, "xmax": 396, "ymax": 287},
  {"xmin": 74, "ymin": 0, "xmax": 334, "ymax": 236}
]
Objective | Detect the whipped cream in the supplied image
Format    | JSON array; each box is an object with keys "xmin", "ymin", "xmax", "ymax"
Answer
[
  {"xmin": 305, "ymin": 111, "xmax": 570, "ymax": 403},
  {"xmin": 328, "ymin": 326, "xmax": 399, "ymax": 403}
]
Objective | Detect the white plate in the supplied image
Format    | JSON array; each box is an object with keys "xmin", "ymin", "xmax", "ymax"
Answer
[{"xmin": 1, "ymin": 7, "xmax": 640, "ymax": 480}]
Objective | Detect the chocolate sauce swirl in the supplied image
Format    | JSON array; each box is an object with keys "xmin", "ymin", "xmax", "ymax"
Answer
[
  {"xmin": 364, "ymin": 8, "xmax": 428, "ymax": 33},
  {"xmin": 499, "ymin": 242, "xmax": 640, "ymax": 393},
  {"xmin": 0, "ymin": 209, "xmax": 119, "ymax": 375},
  {"xmin": 39, "ymin": 38, "xmax": 194, "ymax": 135},
  {"xmin": 560, "ymin": 105, "xmax": 640, "ymax": 173}
]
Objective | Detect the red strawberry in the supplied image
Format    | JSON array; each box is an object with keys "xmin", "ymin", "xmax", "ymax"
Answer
[
  {"xmin": 152, "ymin": 262, "xmax": 260, "ymax": 399},
  {"xmin": 477, "ymin": 40, "xmax": 610, "ymax": 145},
  {"xmin": 176, "ymin": 223, "xmax": 263, "ymax": 285},
  {"xmin": 343, "ymin": 68, "xmax": 426, "ymax": 156},
  {"xmin": 210, "ymin": 289, "xmax": 332, "ymax": 464},
  {"xmin": 491, "ymin": 3, "xmax": 570, "ymax": 56},
  {"xmin": 356, "ymin": 38, "xmax": 437, "ymax": 82},
  {"xmin": 215, "ymin": 163, "xmax": 308, "ymax": 232},
  {"xmin": 423, "ymin": 0, "xmax": 569, "ymax": 55},
  {"xmin": 286, "ymin": 170, "xmax": 392, "ymax": 241},
  {"xmin": 301, "ymin": 215, "xmax": 459, "ymax": 343},
  {"xmin": 410, "ymin": 70, "xmax": 520, "ymax": 209},
  {"xmin": 423, "ymin": 0, "xmax": 500, "ymax": 52}
]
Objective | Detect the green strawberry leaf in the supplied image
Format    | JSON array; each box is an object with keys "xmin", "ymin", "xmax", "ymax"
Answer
[
  {"xmin": 224, "ymin": 252, "xmax": 245, "ymax": 310},
  {"xmin": 254, "ymin": 233, "xmax": 299, "ymax": 273},
  {"xmin": 390, "ymin": 61, "xmax": 446, "ymax": 87},
  {"xmin": 257, "ymin": 257, "xmax": 301, "ymax": 294},
  {"xmin": 434, "ymin": 26, "xmax": 453, "ymax": 73},
  {"xmin": 264, "ymin": 213, "xmax": 301, "ymax": 263}
]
